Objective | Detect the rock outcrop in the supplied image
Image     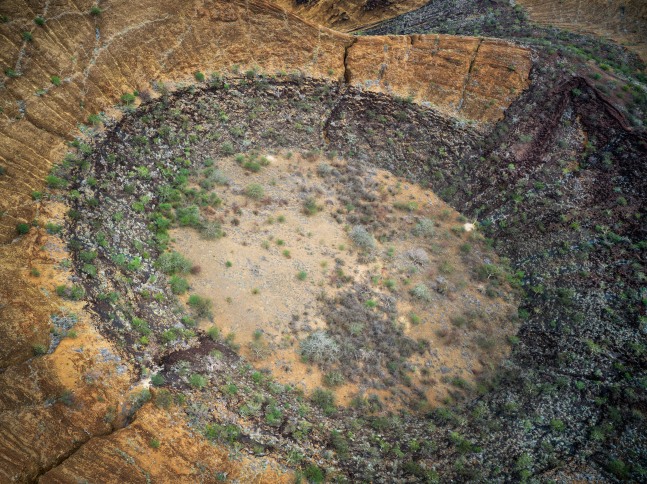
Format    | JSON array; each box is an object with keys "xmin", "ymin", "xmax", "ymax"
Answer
[
  {"xmin": 517, "ymin": 0, "xmax": 647, "ymax": 63},
  {"xmin": 346, "ymin": 34, "xmax": 531, "ymax": 122},
  {"xmin": 271, "ymin": 0, "xmax": 429, "ymax": 32}
]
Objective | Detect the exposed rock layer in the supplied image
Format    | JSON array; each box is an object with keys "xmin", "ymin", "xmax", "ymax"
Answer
[
  {"xmin": 517, "ymin": 0, "xmax": 647, "ymax": 63},
  {"xmin": 271, "ymin": 0, "xmax": 429, "ymax": 31},
  {"xmin": 0, "ymin": 0, "xmax": 531, "ymax": 243}
]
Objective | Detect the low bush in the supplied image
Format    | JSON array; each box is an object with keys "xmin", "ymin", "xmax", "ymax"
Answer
[
  {"xmin": 55, "ymin": 284, "xmax": 85, "ymax": 300},
  {"xmin": 156, "ymin": 251, "xmax": 192, "ymax": 275},
  {"xmin": 410, "ymin": 283, "xmax": 432, "ymax": 301},
  {"xmin": 188, "ymin": 294, "xmax": 213, "ymax": 320},
  {"xmin": 349, "ymin": 225, "xmax": 376, "ymax": 250},
  {"xmin": 189, "ymin": 373, "xmax": 207, "ymax": 389},
  {"xmin": 245, "ymin": 184, "xmax": 264, "ymax": 200},
  {"xmin": 300, "ymin": 331, "xmax": 339, "ymax": 364},
  {"xmin": 16, "ymin": 223, "xmax": 30, "ymax": 235},
  {"xmin": 169, "ymin": 275, "xmax": 189, "ymax": 294},
  {"xmin": 413, "ymin": 217, "xmax": 435, "ymax": 237},
  {"xmin": 200, "ymin": 221, "xmax": 223, "ymax": 240},
  {"xmin": 311, "ymin": 387, "xmax": 336, "ymax": 415}
]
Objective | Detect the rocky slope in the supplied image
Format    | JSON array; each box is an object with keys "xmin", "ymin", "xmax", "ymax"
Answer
[
  {"xmin": 271, "ymin": 0, "xmax": 429, "ymax": 32},
  {"xmin": 517, "ymin": 0, "xmax": 647, "ymax": 63}
]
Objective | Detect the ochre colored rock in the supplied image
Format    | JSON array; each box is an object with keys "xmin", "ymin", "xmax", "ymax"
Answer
[
  {"xmin": 271, "ymin": 0, "xmax": 430, "ymax": 32},
  {"xmin": 517, "ymin": 0, "xmax": 647, "ymax": 63},
  {"xmin": 345, "ymin": 35, "xmax": 532, "ymax": 122},
  {"xmin": 41, "ymin": 404, "xmax": 292, "ymax": 483},
  {"xmin": 0, "ymin": 318, "xmax": 132, "ymax": 482},
  {"xmin": 0, "ymin": 234, "xmax": 54, "ymax": 368}
]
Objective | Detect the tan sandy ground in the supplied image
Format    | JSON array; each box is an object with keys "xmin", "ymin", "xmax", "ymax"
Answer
[{"xmin": 173, "ymin": 153, "xmax": 519, "ymax": 409}]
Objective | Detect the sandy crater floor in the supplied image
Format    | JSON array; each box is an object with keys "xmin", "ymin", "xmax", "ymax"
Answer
[{"xmin": 173, "ymin": 153, "xmax": 519, "ymax": 408}]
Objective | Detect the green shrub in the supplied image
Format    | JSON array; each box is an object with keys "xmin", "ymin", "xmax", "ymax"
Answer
[
  {"xmin": 550, "ymin": 419, "xmax": 565, "ymax": 432},
  {"xmin": 45, "ymin": 174, "xmax": 67, "ymax": 189},
  {"xmin": 154, "ymin": 389, "xmax": 173, "ymax": 409},
  {"xmin": 79, "ymin": 250, "xmax": 97, "ymax": 262},
  {"xmin": 22, "ymin": 31, "xmax": 33, "ymax": 41},
  {"xmin": 45, "ymin": 223, "xmax": 61, "ymax": 234},
  {"xmin": 161, "ymin": 328, "xmax": 179, "ymax": 344},
  {"xmin": 82, "ymin": 263, "xmax": 97, "ymax": 277},
  {"xmin": 265, "ymin": 404, "xmax": 283, "ymax": 426},
  {"xmin": 34, "ymin": 16, "xmax": 45, "ymax": 26},
  {"xmin": 244, "ymin": 184, "xmax": 264, "ymax": 200},
  {"xmin": 127, "ymin": 257, "xmax": 142, "ymax": 271},
  {"xmin": 151, "ymin": 373, "xmax": 165, "ymax": 386},
  {"xmin": 120, "ymin": 92, "xmax": 136, "ymax": 105},
  {"xmin": 302, "ymin": 197, "xmax": 320, "ymax": 216},
  {"xmin": 221, "ymin": 142, "xmax": 234, "ymax": 155},
  {"xmin": 311, "ymin": 387, "xmax": 336, "ymax": 415},
  {"xmin": 204, "ymin": 423, "xmax": 240, "ymax": 444},
  {"xmin": 90, "ymin": 6, "xmax": 102, "ymax": 16},
  {"xmin": 194, "ymin": 71, "xmax": 205, "ymax": 82},
  {"xmin": 131, "ymin": 317, "xmax": 151, "ymax": 336},
  {"xmin": 330, "ymin": 429, "xmax": 349, "ymax": 458},
  {"xmin": 606, "ymin": 458, "xmax": 629, "ymax": 479},
  {"xmin": 303, "ymin": 465, "xmax": 325, "ymax": 483},
  {"xmin": 156, "ymin": 251, "xmax": 192, "ymax": 275},
  {"xmin": 169, "ymin": 275, "xmax": 189, "ymax": 294},
  {"xmin": 188, "ymin": 294, "xmax": 213, "ymax": 320},
  {"xmin": 4, "ymin": 68, "xmax": 19, "ymax": 78},
  {"xmin": 189, "ymin": 373, "xmax": 207, "ymax": 389},
  {"xmin": 55, "ymin": 284, "xmax": 85, "ymax": 300},
  {"xmin": 207, "ymin": 326, "xmax": 220, "ymax": 341},
  {"xmin": 176, "ymin": 205, "xmax": 201, "ymax": 227},
  {"xmin": 349, "ymin": 225, "xmax": 376, "ymax": 250},
  {"xmin": 393, "ymin": 201, "xmax": 418, "ymax": 212},
  {"xmin": 16, "ymin": 223, "xmax": 30, "ymax": 235},
  {"xmin": 50, "ymin": 75, "xmax": 61, "ymax": 86},
  {"xmin": 32, "ymin": 344, "xmax": 47, "ymax": 356},
  {"xmin": 243, "ymin": 160, "xmax": 261, "ymax": 172}
]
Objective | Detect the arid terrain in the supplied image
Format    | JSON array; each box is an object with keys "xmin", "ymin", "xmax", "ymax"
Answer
[
  {"xmin": 171, "ymin": 153, "xmax": 518, "ymax": 408},
  {"xmin": 0, "ymin": 0, "xmax": 645, "ymax": 482}
]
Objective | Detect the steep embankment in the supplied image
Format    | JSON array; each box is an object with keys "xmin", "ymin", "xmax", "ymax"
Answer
[
  {"xmin": 271, "ymin": 0, "xmax": 429, "ymax": 32},
  {"xmin": 517, "ymin": 0, "xmax": 647, "ymax": 63}
]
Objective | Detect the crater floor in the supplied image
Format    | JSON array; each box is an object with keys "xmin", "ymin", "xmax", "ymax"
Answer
[{"xmin": 172, "ymin": 152, "xmax": 519, "ymax": 408}]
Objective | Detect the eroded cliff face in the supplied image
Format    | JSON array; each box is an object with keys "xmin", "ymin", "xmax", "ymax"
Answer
[
  {"xmin": 41, "ymin": 404, "xmax": 291, "ymax": 483},
  {"xmin": 346, "ymin": 34, "xmax": 531, "ymax": 122},
  {"xmin": 271, "ymin": 0, "xmax": 429, "ymax": 32},
  {"xmin": 517, "ymin": 0, "xmax": 647, "ymax": 63}
]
